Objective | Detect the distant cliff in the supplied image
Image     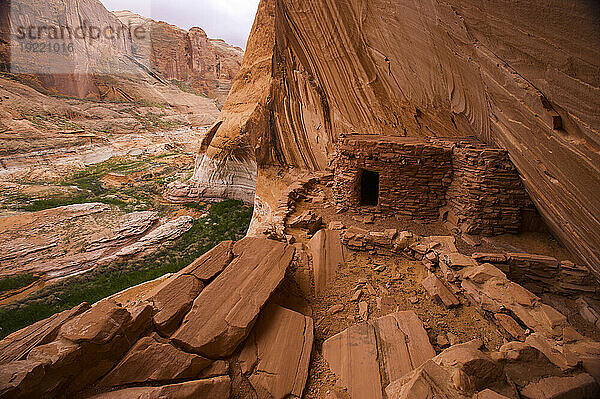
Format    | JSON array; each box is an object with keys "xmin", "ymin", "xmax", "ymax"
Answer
[
  {"xmin": 113, "ymin": 11, "xmax": 243, "ymax": 107},
  {"xmin": 0, "ymin": 1, "xmax": 242, "ymax": 106}
]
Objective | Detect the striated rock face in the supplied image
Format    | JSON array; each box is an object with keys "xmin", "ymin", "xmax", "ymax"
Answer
[
  {"xmin": 192, "ymin": 0, "xmax": 600, "ymax": 279},
  {"xmin": 323, "ymin": 311, "xmax": 435, "ymax": 399},
  {"xmin": 238, "ymin": 304, "xmax": 314, "ymax": 399},
  {"xmin": 1, "ymin": 1, "xmax": 241, "ymax": 108},
  {"xmin": 113, "ymin": 11, "xmax": 243, "ymax": 106},
  {"xmin": 167, "ymin": 0, "xmax": 275, "ymax": 204},
  {"xmin": 0, "ymin": 204, "xmax": 193, "ymax": 282}
]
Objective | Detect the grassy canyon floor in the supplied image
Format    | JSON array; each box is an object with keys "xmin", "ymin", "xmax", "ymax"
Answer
[{"xmin": 0, "ymin": 151, "xmax": 253, "ymax": 339}]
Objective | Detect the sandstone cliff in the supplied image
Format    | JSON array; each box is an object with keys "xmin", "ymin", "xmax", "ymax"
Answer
[
  {"xmin": 113, "ymin": 11, "xmax": 243, "ymax": 106},
  {"xmin": 188, "ymin": 0, "xmax": 600, "ymax": 279},
  {"xmin": 0, "ymin": 1, "xmax": 241, "ymax": 106}
]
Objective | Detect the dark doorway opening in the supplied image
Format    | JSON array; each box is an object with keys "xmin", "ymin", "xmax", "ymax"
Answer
[{"xmin": 360, "ymin": 169, "xmax": 380, "ymax": 206}]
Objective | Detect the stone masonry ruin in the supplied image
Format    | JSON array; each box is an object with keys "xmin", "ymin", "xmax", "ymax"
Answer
[{"xmin": 333, "ymin": 135, "xmax": 539, "ymax": 236}]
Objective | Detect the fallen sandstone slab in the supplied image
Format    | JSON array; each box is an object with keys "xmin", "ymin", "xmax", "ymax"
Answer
[
  {"xmin": 0, "ymin": 302, "xmax": 90, "ymax": 365},
  {"xmin": 422, "ymin": 273, "xmax": 460, "ymax": 308},
  {"xmin": 0, "ymin": 299, "xmax": 152, "ymax": 398},
  {"xmin": 171, "ymin": 237, "xmax": 295, "ymax": 358},
  {"xmin": 99, "ymin": 333, "xmax": 213, "ymax": 388},
  {"xmin": 89, "ymin": 376, "xmax": 231, "ymax": 399},
  {"xmin": 238, "ymin": 304, "xmax": 314, "ymax": 399},
  {"xmin": 323, "ymin": 311, "xmax": 435, "ymax": 399},
  {"xmin": 308, "ymin": 229, "xmax": 345, "ymax": 296}
]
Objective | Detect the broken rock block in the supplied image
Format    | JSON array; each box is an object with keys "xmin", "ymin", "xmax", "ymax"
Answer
[
  {"xmin": 463, "ymin": 263, "xmax": 507, "ymax": 284},
  {"xmin": 577, "ymin": 297, "xmax": 600, "ymax": 329},
  {"xmin": 0, "ymin": 302, "xmax": 90, "ymax": 365},
  {"xmin": 435, "ymin": 340, "xmax": 505, "ymax": 392},
  {"xmin": 176, "ymin": 240, "xmax": 234, "ymax": 281},
  {"xmin": 387, "ymin": 339, "xmax": 519, "ymax": 399},
  {"xmin": 442, "ymin": 253, "xmax": 478, "ymax": 270},
  {"xmin": 238, "ymin": 305, "xmax": 313, "ymax": 399},
  {"xmin": 358, "ymin": 301, "xmax": 369, "ymax": 320},
  {"xmin": 421, "ymin": 236, "xmax": 459, "ymax": 254},
  {"xmin": 289, "ymin": 210, "xmax": 323, "ymax": 234},
  {"xmin": 89, "ymin": 376, "xmax": 231, "ymax": 399},
  {"xmin": 308, "ymin": 229, "xmax": 345, "ymax": 296},
  {"xmin": 422, "ymin": 274, "xmax": 460, "ymax": 308},
  {"xmin": 328, "ymin": 221, "xmax": 345, "ymax": 230},
  {"xmin": 385, "ymin": 360, "xmax": 465, "ymax": 399},
  {"xmin": 494, "ymin": 314, "xmax": 527, "ymax": 341},
  {"xmin": 59, "ymin": 298, "xmax": 134, "ymax": 345},
  {"xmin": 147, "ymin": 274, "xmax": 203, "ymax": 336},
  {"xmin": 145, "ymin": 239, "xmax": 236, "ymax": 336},
  {"xmin": 323, "ymin": 311, "xmax": 435, "ymax": 399},
  {"xmin": 519, "ymin": 373, "xmax": 599, "ymax": 399},
  {"xmin": 99, "ymin": 334, "xmax": 213, "ymax": 387},
  {"xmin": 475, "ymin": 389, "xmax": 513, "ymax": 399},
  {"xmin": 171, "ymin": 237, "xmax": 295, "ymax": 358},
  {"xmin": 0, "ymin": 300, "xmax": 152, "ymax": 398}
]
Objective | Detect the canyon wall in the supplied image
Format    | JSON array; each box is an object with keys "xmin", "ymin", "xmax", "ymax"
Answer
[
  {"xmin": 193, "ymin": 0, "xmax": 600, "ymax": 279},
  {"xmin": 113, "ymin": 11, "xmax": 243, "ymax": 105},
  {"xmin": 0, "ymin": 1, "xmax": 241, "ymax": 105}
]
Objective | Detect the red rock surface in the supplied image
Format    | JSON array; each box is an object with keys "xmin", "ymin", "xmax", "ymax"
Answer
[
  {"xmin": 171, "ymin": 237, "xmax": 295, "ymax": 358},
  {"xmin": 190, "ymin": 0, "xmax": 600, "ymax": 282},
  {"xmin": 323, "ymin": 311, "xmax": 435, "ymax": 399},
  {"xmin": 308, "ymin": 229, "xmax": 345, "ymax": 296},
  {"xmin": 0, "ymin": 303, "xmax": 90, "ymax": 365},
  {"xmin": 100, "ymin": 334, "xmax": 212, "ymax": 387},
  {"xmin": 0, "ymin": 237, "xmax": 298, "ymax": 398},
  {"xmin": 238, "ymin": 304, "xmax": 314, "ymax": 398},
  {"xmin": 89, "ymin": 376, "xmax": 231, "ymax": 399},
  {"xmin": 113, "ymin": 11, "xmax": 243, "ymax": 105}
]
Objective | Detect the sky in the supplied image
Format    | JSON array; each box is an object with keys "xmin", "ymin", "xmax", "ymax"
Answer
[{"xmin": 100, "ymin": 0, "xmax": 260, "ymax": 49}]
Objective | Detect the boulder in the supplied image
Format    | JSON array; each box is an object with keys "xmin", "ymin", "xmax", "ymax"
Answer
[
  {"xmin": 89, "ymin": 376, "xmax": 231, "ymax": 399},
  {"xmin": 328, "ymin": 221, "xmax": 345, "ymax": 230},
  {"xmin": 171, "ymin": 238, "xmax": 295, "ymax": 358},
  {"xmin": 435, "ymin": 340, "xmax": 505, "ymax": 392},
  {"xmin": 323, "ymin": 311, "xmax": 435, "ymax": 399},
  {"xmin": 475, "ymin": 389, "xmax": 513, "ymax": 399},
  {"xmin": 148, "ymin": 274, "xmax": 204, "ymax": 336},
  {"xmin": 385, "ymin": 360, "xmax": 465, "ymax": 399},
  {"xmin": 464, "ymin": 264, "xmax": 507, "ymax": 284},
  {"xmin": 176, "ymin": 240, "xmax": 234, "ymax": 281},
  {"xmin": 0, "ymin": 301, "xmax": 152, "ymax": 398},
  {"xmin": 308, "ymin": 229, "xmax": 345, "ymax": 296},
  {"xmin": 238, "ymin": 305, "xmax": 314, "ymax": 399},
  {"xmin": 495, "ymin": 314, "xmax": 527, "ymax": 341},
  {"xmin": 288, "ymin": 211, "xmax": 323, "ymax": 234},
  {"xmin": 519, "ymin": 373, "xmax": 599, "ymax": 399},
  {"xmin": 0, "ymin": 303, "xmax": 90, "ymax": 365},
  {"xmin": 59, "ymin": 299, "xmax": 133, "ymax": 345},
  {"xmin": 0, "ymin": 360, "xmax": 47, "ymax": 398},
  {"xmin": 442, "ymin": 253, "xmax": 478, "ymax": 269},
  {"xmin": 422, "ymin": 274, "xmax": 460, "ymax": 308},
  {"xmin": 100, "ymin": 334, "xmax": 213, "ymax": 387}
]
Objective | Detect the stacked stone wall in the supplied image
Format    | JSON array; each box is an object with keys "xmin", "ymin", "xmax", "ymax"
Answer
[
  {"xmin": 333, "ymin": 136, "xmax": 453, "ymax": 219},
  {"xmin": 443, "ymin": 143, "xmax": 535, "ymax": 235},
  {"xmin": 334, "ymin": 135, "xmax": 536, "ymax": 236}
]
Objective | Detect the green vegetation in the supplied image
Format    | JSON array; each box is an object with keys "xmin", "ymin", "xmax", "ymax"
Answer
[
  {"xmin": 132, "ymin": 112, "xmax": 185, "ymax": 131},
  {"xmin": 0, "ymin": 200, "xmax": 253, "ymax": 339},
  {"xmin": 0, "ymin": 274, "xmax": 38, "ymax": 296},
  {"xmin": 6, "ymin": 156, "xmax": 182, "ymax": 214},
  {"xmin": 169, "ymin": 79, "xmax": 208, "ymax": 97},
  {"xmin": 24, "ymin": 113, "xmax": 81, "ymax": 131}
]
